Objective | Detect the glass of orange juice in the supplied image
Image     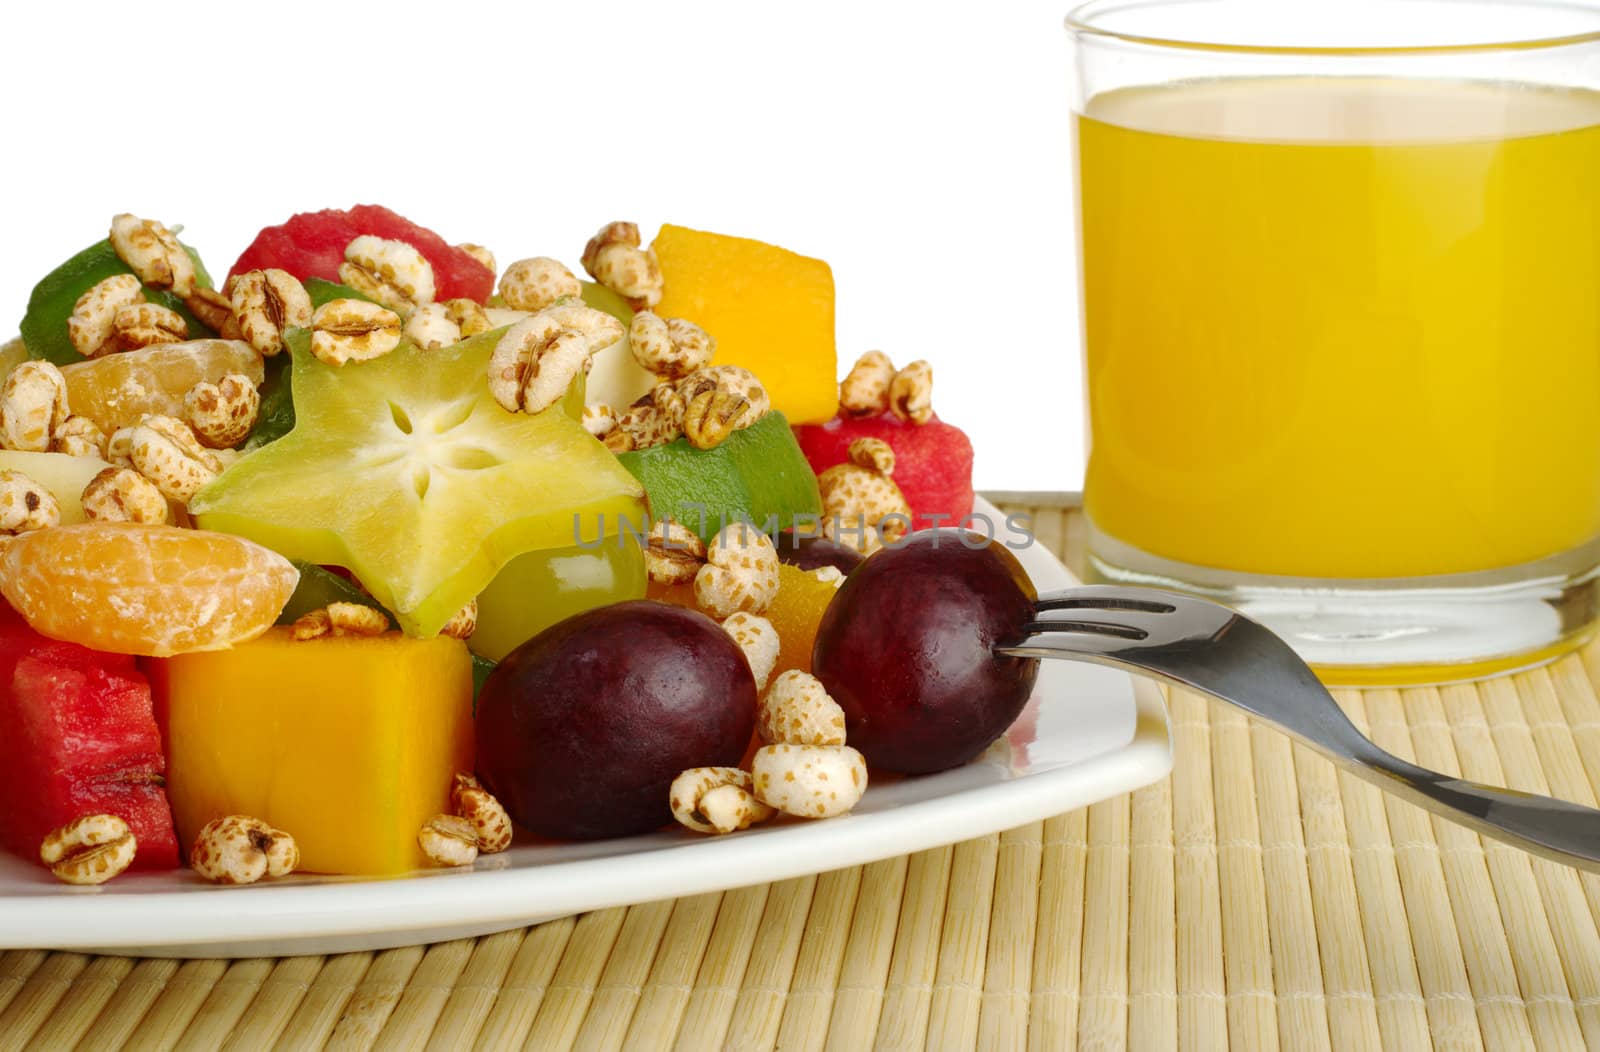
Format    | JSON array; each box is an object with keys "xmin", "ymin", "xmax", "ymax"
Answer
[{"xmin": 1068, "ymin": 0, "xmax": 1600, "ymax": 682}]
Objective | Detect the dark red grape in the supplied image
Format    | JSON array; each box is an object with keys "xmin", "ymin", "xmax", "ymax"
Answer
[
  {"xmin": 476, "ymin": 600, "xmax": 756, "ymax": 840},
  {"xmin": 812, "ymin": 531, "xmax": 1039, "ymax": 773},
  {"xmin": 776, "ymin": 531, "xmax": 865, "ymax": 576}
]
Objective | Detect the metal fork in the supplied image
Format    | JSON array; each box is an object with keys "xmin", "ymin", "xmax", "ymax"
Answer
[{"xmin": 997, "ymin": 585, "xmax": 1600, "ymax": 873}]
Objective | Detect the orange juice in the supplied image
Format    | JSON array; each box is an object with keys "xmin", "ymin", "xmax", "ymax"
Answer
[{"xmin": 1078, "ymin": 78, "xmax": 1600, "ymax": 579}]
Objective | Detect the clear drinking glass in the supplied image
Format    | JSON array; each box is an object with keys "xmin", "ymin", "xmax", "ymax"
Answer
[{"xmin": 1067, "ymin": 0, "xmax": 1600, "ymax": 683}]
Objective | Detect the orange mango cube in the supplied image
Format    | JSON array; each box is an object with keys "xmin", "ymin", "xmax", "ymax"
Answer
[
  {"xmin": 767, "ymin": 564, "xmax": 843, "ymax": 677},
  {"xmin": 152, "ymin": 628, "xmax": 474, "ymax": 876},
  {"xmin": 651, "ymin": 224, "xmax": 839, "ymax": 424}
]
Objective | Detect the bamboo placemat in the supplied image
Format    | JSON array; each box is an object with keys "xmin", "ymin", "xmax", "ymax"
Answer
[{"xmin": 7, "ymin": 496, "xmax": 1600, "ymax": 1050}]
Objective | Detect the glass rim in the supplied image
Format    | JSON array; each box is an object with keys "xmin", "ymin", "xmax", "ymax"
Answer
[{"xmin": 1065, "ymin": 0, "xmax": 1600, "ymax": 57}]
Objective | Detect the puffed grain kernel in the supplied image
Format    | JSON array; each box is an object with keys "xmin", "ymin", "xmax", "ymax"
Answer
[
  {"xmin": 694, "ymin": 523, "xmax": 780, "ymax": 618},
  {"xmin": 443, "ymin": 298, "xmax": 493, "ymax": 338},
  {"xmin": 404, "ymin": 302, "xmax": 461, "ymax": 351},
  {"xmin": 53, "ymin": 415, "xmax": 107, "ymax": 459},
  {"xmin": 105, "ymin": 426, "xmax": 135, "ymax": 468},
  {"xmin": 582, "ymin": 403, "xmax": 617, "ymax": 439},
  {"xmin": 456, "ymin": 243, "xmax": 496, "ymax": 275},
  {"xmin": 40, "ymin": 814, "xmax": 136, "ymax": 886},
  {"xmin": 310, "ymin": 298, "xmax": 403, "ymax": 366},
  {"xmin": 818, "ymin": 439, "xmax": 912, "ymax": 555},
  {"xmin": 190, "ymin": 815, "xmax": 296, "ymax": 884},
  {"xmin": 500, "ymin": 257, "xmax": 581, "ymax": 313},
  {"xmin": 451, "ymin": 773, "xmax": 512, "ymax": 853},
  {"xmin": 129, "ymin": 415, "xmax": 221, "ymax": 503},
  {"xmin": 67, "ymin": 274, "xmax": 143, "ymax": 357},
  {"xmin": 889, "ymin": 359, "xmax": 933, "ymax": 424},
  {"xmin": 230, "ymin": 268, "xmax": 313, "ymax": 357},
  {"xmin": 81, "ymin": 466, "xmax": 169, "ymax": 524},
  {"xmin": 581, "ymin": 221, "xmax": 663, "ymax": 310},
  {"xmin": 292, "ymin": 601, "xmax": 388, "ymax": 640},
  {"xmin": 645, "ymin": 520, "xmax": 706, "ymax": 585},
  {"xmin": 614, "ymin": 383, "xmax": 687, "ymax": 450},
  {"xmin": 679, "ymin": 365, "xmax": 769, "ymax": 450},
  {"xmin": 758, "ymin": 669, "xmax": 847, "ymax": 746},
  {"xmin": 0, "ymin": 360, "xmax": 70, "ymax": 452},
  {"xmin": 840, "ymin": 350, "xmax": 895, "ymax": 417},
  {"xmin": 751, "ymin": 744, "xmax": 868, "ymax": 819},
  {"xmin": 265, "ymin": 832, "xmax": 300, "ymax": 877},
  {"xmin": 184, "ymin": 374, "xmax": 260, "ymax": 449},
  {"xmin": 110, "ymin": 213, "xmax": 195, "ymax": 296},
  {"xmin": 722, "ymin": 612, "xmax": 780, "ymax": 692},
  {"xmin": 183, "ymin": 286, "xmax": 241, "ymax": 339},
  {"xmin": 290, "ymin": 608, "xmax": 331, "ymax": 640},
  {"xmin": 340, "ymin": 235, "xmax": 436, "ymax": 315},
  {"xmin": 813, "ymin": 565, "xmax": 846, "ymax": 588},
  {"xmin": 487, "ymin": 303, "xmax": 623, "ymax": 415},
  {"xmin": 652, "ymin": 381, "xmax": 688, "ymax": 424},
  {"xmin": 629, "ymin": 312, "xmax": 715, "ymax": 379},
  {"xmin": 441, "ymin": 599, "xmax": 477, "ymax": 640},
  {"xmin": 670, "ymin": 767, "xmax": 775, "ymax": 835},
  {"xmin": 0, "ymin": 471, "xmax": 60, "ymax": 535},
  {"xmin": 602, "ymin": 429, "xmax": 635, "ymax": 453},
  {"xmin": 419, "ymin": 814, "xmax": 479, "ymax": 867},
  {"xmin": 328, "ymin": 602, "xmax": 388, "ymax": 635},
  {"xmin": 111, "ymin": 302, "xmax": 187, "ymax": 352},
  {"xmin": 848, "ymin": 436, "xmax": 895, "ymax": 475}
]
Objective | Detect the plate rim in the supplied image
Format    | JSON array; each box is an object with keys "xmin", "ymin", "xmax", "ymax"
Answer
[{"xmin": 0, "ymin": 498, "xmax": 1174, "ymax": 955}]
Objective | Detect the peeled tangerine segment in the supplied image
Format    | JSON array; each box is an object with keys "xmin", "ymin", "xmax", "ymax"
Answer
[
  {"xmin": 651, "ymin": 224, "xmax": 839, "ymax": 424},
  {"xmin": 61, "ymin": 339, "xmax": 265, "ymax": 435},
  {"xmin": 154, "ymin": 628, "xmax": 474, "ymax": 875},
  {"xmin": 189, "ymin": 329, "xmax": 646, "ymax": 637},
  {"xmin": 0, "ymin": 451, "xmax": 117, "ymax": 524},
  {"xmin": 0, "ymin": 523, "xmax": 298, "ymax": 657}
]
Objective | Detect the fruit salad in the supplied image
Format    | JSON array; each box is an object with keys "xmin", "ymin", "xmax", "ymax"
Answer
[{"xmin": 0, "ymin": 206, "xmax": 1026, "ymax": 888}]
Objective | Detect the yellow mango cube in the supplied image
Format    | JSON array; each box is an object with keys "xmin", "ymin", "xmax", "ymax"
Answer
[
  {"xmin": 153, "ymin": 628, "xmax": 474, "ymax": 876},
  {"xmin": 652, "ymin": 224, "xmax": 839, "ymax": 424}
]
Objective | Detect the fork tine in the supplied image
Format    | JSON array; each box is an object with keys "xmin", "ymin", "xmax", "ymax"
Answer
[
  {"xmin": 997, "ymin": 633, "xmax": 1141, "ymax": 659},
  {"xmin": 1035, "ymin": 587, "xmax": 1236, "ymax": 641},
  {"xmin": 1015, "ymin": 619, "xmax": 1149, "ymax": 641},
  {"xmin": 1033, "ymin": 590, "xmax": 1177, "ymax": 615}
]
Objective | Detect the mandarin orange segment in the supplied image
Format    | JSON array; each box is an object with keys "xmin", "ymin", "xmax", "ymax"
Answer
[
  {"xmin": 60, "ymin": 339, "xmax": 265, "ymax": 434},
  {"xmin": 0, "ymin": 523, "xmax": 297, "ymax": 656},
  {"xmin": 767, "ymin": 563, "xmax": 843, "ymax": 676}
]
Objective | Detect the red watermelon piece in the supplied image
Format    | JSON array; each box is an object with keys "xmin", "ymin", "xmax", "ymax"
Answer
[
  {"xmin": 227, "ymin": 204, "xmax": 495, "ymax": 303},
  {"xmin": 0, "ymin": 607, "xmax": 179, "ymax": 871},
  {"xmin": 795, "ymin": 412, "xmax": 976, "ymax": 530}
]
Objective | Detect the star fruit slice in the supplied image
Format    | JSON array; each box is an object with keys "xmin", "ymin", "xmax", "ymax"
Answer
[{"xmin": 190, "ymin": 329, "xmax": 645, "ymax": 637}]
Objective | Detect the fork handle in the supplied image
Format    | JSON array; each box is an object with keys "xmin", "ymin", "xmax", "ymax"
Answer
[{"xmin": 1352, "ymin": 750, "xmax": 1600, "ymax": 872}]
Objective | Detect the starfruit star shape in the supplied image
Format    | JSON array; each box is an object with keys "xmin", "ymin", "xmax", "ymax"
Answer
[{"xmin": 191, "ymin": 329, "xmax": 645, "ymax": 637}]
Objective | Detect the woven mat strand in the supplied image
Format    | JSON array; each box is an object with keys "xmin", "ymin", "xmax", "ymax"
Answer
[{"xmin": 6, "ymin": 499, "xmax": 1600, "ymax": 1050}]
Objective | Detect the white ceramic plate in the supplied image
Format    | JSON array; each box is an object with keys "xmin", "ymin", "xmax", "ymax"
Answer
[{"xmin": 0, "ymin": 499, "xmax": 1172, "ymax": 958}]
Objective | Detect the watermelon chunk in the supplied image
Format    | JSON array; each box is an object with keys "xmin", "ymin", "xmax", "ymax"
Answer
[
  {"xmin": 0, "ymin": 607, "xmax": 179, "ymax": 871},
  {"xmin": 795, "ymin": 412, "xmax": 976, "ymax": 529},
  {"xmin": 228, "ymin": 205, "xmax": 495, "ymax": 303}
]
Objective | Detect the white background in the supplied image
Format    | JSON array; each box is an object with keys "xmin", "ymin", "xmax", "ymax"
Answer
[{"xmin": 0, "ymin": 2, "xmax": 1085, "ymax": 493}]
